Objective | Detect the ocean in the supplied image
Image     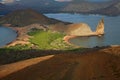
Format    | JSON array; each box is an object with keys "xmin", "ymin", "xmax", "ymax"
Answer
[
  {"xmin": 0, "ymin": 26, "xmax": 17, "ymax": 47},
  {"xmin": 45, "ymin": 13, "xmax": 120, "ymax": 47}
]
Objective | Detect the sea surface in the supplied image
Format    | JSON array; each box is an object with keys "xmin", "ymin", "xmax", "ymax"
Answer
[
  {"xmin": 45, "ymin": 13, "xmax": 120, "ymax": 47},
  {"xmin": 0, "ymin": 26, "xmax": 17, "ymax": 47}
]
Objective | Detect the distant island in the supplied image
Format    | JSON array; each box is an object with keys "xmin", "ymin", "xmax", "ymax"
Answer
[{"xmin": 0, "ymin": 0, "xmax": 120, "ymax": 16}]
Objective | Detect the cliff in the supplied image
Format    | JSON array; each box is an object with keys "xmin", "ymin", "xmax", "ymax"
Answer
[
  {"xmin": 65, "ymin": 19, "xmax": 104, "ymax": 36},
  {"xmin": 96, "ymin": 19, "xmax": 104, "ymax": 35}
]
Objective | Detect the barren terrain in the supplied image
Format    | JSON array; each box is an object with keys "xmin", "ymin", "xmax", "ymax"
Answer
[{"xmin": 0, "ymin": 46, "xmax": 120, "ymax": 80}]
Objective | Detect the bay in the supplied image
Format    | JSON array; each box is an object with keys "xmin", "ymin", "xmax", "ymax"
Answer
[
  {"xmin": 0, "ymin": 26, "xmax": 17, "ymax": 47},
  {"xmin": 45, "ymin": 13, "xmax": 120, "ymax": 47}
]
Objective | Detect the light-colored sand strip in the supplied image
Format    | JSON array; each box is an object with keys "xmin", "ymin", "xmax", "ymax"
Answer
[
  {"xmin": 0, "ymin": 55, "xmax": 54, "ymax": 78},
  {"xmin": 63, "ymin": 35, "xmax": 77, "ymax": 44}
]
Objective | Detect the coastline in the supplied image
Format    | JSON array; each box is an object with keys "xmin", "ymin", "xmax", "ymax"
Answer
[
  {"xmin": 3, "ymin": 25, "xmax": 103, "ymax": 48},
  {"xmin": 3, "ymin": 25, "xmax": 78, "ymax": 48},
  {"xmin": 3, "ymin": 24, "xmax": 30, "ymax": 47},
  {"xmin": 63, "ymin": 34, "xmax": 103, "ymax": 46},
  {"xmin": 3, "ymin": 24, "xmax": 48, "ymax": 47},
  {"xmin": 0, "ymin": 25, "xmax": 18, "ymax": 48},
  {"xmin": 63, "ymin": 35, "xmax": 120, "ymax": 48},
  {"xmin": 63, "ymin": 35, "xmax": 77, "ymax": 45},
  {"xmin": 2, "ymin": 24, "xmax": 119, "ymax": 48}
]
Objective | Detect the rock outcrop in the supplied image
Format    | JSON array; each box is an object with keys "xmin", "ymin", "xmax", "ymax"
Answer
[
  {"xmin": 66, "ymin": 19, "xmax": 104, "ymax": 36},
  {"xmin": 95, "ymin": 18, "xmax": 104, "ymax": 35},
  {"xmin": 66, "ymin": 23, "xmax": 93, "ymax": 36}
]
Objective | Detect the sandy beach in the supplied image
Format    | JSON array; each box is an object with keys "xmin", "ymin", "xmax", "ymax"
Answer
[
  {"xmin": 3, "ymin": 24, "xmax": 47, "ymax": 47},
  {"xmin": 63, "ymin": 35, "xmax": 77, "ymax": 44}
]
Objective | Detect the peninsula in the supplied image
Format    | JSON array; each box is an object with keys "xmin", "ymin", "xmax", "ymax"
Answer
[{"xmin": 0, "ymin": 9, "xmax": 104, "ymax": 47}]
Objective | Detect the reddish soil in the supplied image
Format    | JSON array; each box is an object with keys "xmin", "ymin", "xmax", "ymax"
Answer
[{"xmin": 0, "ymin": 46, "xmax": 120, "ymax": 80}]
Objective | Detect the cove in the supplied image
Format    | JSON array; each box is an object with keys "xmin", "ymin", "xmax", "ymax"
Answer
[
  {"xmin": 45, "ymin": 13, "xmax": 120, "ymax": 47},
  {"xmin": 0, "ymin": 26, "xmax": 17, "ymax": 47}
]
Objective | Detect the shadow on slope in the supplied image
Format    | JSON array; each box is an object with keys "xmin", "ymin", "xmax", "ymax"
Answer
[
  {"xmin": 0, "ymin": 46, "xmax": 110, "ymax": 65},
  {"xmin": 0, "ymin": 46, "xmax": 120, "ymax": 80}
]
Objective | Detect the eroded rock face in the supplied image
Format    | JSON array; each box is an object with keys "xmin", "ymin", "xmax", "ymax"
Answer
[
  {"xmin": 66, "ymin": 23, "xmax": 93, "ymax": 36},
  {"xmin": 65, "ymin": 19, "xmax": 104, "ymax": 36},
  {"xmin": 96, "ymin": 19, "xmax": 104, "ymax": 35}
]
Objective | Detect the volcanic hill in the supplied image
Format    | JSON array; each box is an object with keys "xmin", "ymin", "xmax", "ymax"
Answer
[{"xmin": 0, "ymin": 9, "xmax": 66, "ymax": 27}]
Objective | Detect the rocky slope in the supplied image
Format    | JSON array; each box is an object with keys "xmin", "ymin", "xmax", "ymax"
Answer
[{"xmin": 0, "ymin": 46, "xmax": 120, "ymax": 80}]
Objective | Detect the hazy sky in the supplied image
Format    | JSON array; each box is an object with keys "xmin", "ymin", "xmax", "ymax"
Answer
[
  {"xmin": 0, "ymin": 0, "xmax": 113, "ymax": 4},
  {"xmin": 0, "ymin": 0, "xmax": 20, "ymax": 4}
]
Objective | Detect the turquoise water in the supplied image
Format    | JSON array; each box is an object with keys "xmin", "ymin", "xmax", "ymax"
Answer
[
  {"xmin": 45, "ymin": 13, "xmax": 120, "ymax": 47},
  {"xmin": 0, "ymin": 26, "xmax": 17, "ymax": 47}
]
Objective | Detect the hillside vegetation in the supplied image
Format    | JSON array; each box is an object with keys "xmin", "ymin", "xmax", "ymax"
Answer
[{"xmin": 28, "ymin": 29, "xmax": 75, "ymax": 50}]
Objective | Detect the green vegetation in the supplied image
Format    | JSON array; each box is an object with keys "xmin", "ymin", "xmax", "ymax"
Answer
[
  {"xmin": 0, "ymin": 44, "xmax": 31, "ymax": 54},
  {"xmin": 0, "ymin": 29, "xmax": 78, "ymax": 65},
  {"xmin": 1, "ymin": 29, "xmax": 75, "ymax": 51},
  {"xmin": 0, "ymin": 47, "xmax": 87, "ymax": 65},
  {"xmin": 28, "ymin": 30, "xmax": 75, "ymax": 50},
  {"xmin": 7, "ymin": 44, "xmax": 31, "ymax": 50}
]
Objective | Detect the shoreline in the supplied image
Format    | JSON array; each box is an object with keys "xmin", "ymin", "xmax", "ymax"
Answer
[
  {"xmin": 63, "ymin": 34, "xmax": 103, "ymax": 46},
  {"xmin": 0, "ymin": 26, "xmax": 18, "ymax": 48},
  {"xmin": 63, "ymin": 35, "xmax": 120, "ymax": 48},
  {"xmin": 2, "ymin": 25, "xmax": 119, "ymax": 48},
  {"xmin": 63, "ymin": 35, "xmax": 77, "ymax": 45},
  {"xmin": 3, "ymin": 25, "xmax": 30, "ymax": 47},
  {"xmin": 3, "ymin": 25, "xmax": 77, "ymax": 48},
  {"xmin": 3, "ymin": 23, "xmax": 48, "ymax": 47}
]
